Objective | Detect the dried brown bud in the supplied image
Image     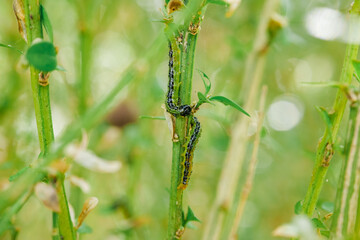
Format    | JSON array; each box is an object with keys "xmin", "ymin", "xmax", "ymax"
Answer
[
  {"xmin": 13, "ymin": 0, "xmax": 27, "ymax": 42},
  {"xmin": 167, "ymin": 0, "xmax": 184, "ymax": 14}
]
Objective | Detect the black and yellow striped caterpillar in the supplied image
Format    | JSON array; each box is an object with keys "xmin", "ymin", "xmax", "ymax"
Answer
[
  {"xmin": 178, "ymin": 116, "xmax": 201, "ymax": 190},
  {"xmin": 165, "ymin": 34, "xmax": 201, "ymax": 190},
  {"xmin": 166, "ymin": 41, "xmax": 192, "ymax": 117}
]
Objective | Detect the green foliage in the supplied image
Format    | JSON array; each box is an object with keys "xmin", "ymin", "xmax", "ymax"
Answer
[
  {"xmin": 311, "ymin": 218, "xmax": 327, "ymax": 229},
  {"xmin": 8, "ymin": 166, "xmax": 30, "ymax": 182},
  {"xmin": 139, "ymin": 116, "xmax": 166, "ymax": 120},
  {"xmin": 352, "ymin": 60, "xmax": 360, "ymax": 83},
  {"xmin": 0, "ymin": 43, "xmax": 23, "ymax": 54},
  {"xmin": 294, "ymin": 200, "xmax": 303, "ymax": 215},
  {"xmin": 40, "ymin": 5, "xmax": 53, "ymax": 43},
  {"xmin": 206, "ymin": 0, "xmax": 229, "ymax": 6},
  {"xmin": 198, "ymin": 69, "xmax": 211, "ymax": 96},
  {"xmin": 25, "ymin": 41, "xmax": 57, "ymax": 72},
  {"xmin": 195, "ymin": 70, "xmax": 249, "ymax": 117},
  {"xmin": 316, "ymin": 106, "xmax": 333, "ymax": 142},
  {"xmin": 182, "ymin": 206, "xmax": 201, "ymax": 228},
  {"xmin": 209, "ymin": 96, "xmax": 250, "ymax": 117}
]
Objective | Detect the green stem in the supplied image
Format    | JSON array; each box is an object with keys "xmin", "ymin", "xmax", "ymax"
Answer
[
  {"xmin": 78, "ymin": 14, "xmax": 93, "ymax": 114},
  {"xmin": 167, "ymin": 35, "xmax": 197, "ymax": 240},
  {"xmin": 167, "ymin": 3, "xmax": 204, "ymax": 239},
  {"xmin": 0, "ymin": 190, "xmax": 32, "ymax": 235},
  {"xmin": 23, "ymin": 1, "xmax": 74, "ymax": 239},
  {"xmin": 302, "ymin": 1, "xmax": 360, "ymax": 216},
  {"xmin": 57, "ymin": 174, "xmax": 76, "ymax": 240}
]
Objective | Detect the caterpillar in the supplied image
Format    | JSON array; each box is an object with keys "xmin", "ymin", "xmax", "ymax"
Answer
[
  {"xmin": 166, "ymin": 41, "xmax": 192, "ymax": 117},
  {"xmin": 178, "ymin": 116, "xmax": 201, "ymax": 190}
]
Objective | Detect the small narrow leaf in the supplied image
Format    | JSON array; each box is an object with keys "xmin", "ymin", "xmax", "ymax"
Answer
[
  {"xmin": 294, "ymin": 200, "xmax": 303, "ymax": 215},
  {"xmin": 40, "ymin": 5, "xmax": 53, "ymax": 43},
  {"xmin": 197, "ymin": 69, "xmax": 211, "ymax": 95},
  {"xmin": 0, "ymin": 43, "xmax": 23, "ymax": 54},
  {"xmin": 320, "ymin": 230, "xmax": 330, "ymax": 238},
  {"xmin": 9, "ymin": 166, "xmax": 30, "ymax": 182},
  {"xmin": 139, "ymin": 116, "xmax": 166, "ymax": 120},
  {"xmin": 311, "ymin": 218, "xmax": 327, "ymax": 230},
  {"xmin": 353, "ymin": 60, "xmax": 360, "ymax": 83},
  {"xmin": 26, "ymin": 41, "xmax": 57, "ymax": 72},
  {"xmin": 185, "ymin": 206, "xmax": 201, "ymax": 224},
  {"xmin": 210, "ymin": 96, "xmax": 250, "ymax": 117},
  {"xmin": 207, "ymin": 0, "xmax": 229, "ymax": 6},
  {"xmin": 316, "ymin": 106, "xmax": 333, "ymax": 141}
]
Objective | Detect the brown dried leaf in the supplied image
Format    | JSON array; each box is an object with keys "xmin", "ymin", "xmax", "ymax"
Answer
[
  {"xmin": 13, "ymin": 0, "xmax": 27, "ymax": 42},
  {"xmin": 76, "ymin": 197, "xmax": 99, "ymax": 229}
]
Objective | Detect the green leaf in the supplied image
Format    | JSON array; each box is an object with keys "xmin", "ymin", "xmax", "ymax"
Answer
[
  {"xmin": 320, "ymin": 202, "xmax": 334, "ymax": 213},
  {"xmin": 316, "ymin": 106, "xmax": 333, "ymax": 142},
  {"xmin": 197, "ymin": 69, "xmax": 211, "ymax": 95},
  {"xmin": 185, "ymin": 206, "xmax": 201, "ymax": 224},
  {"xmin": 320, "ymin": 230, "xmax": 330, "ymax": 238},
  {"xmin": 9, "ymin": 166, "xmax": 30, "ymax": 182},
  {"xmin": 209, "ymin": 96, "xmax": 250, "ymax": 117},
  {"xmin": 139, "ymin": 116, "xmax": 166, "ymax": 120},
  {"xmin": 206, "ymin": 0, "xmax": 229, "ymax": 6},
  {"xmin": 26, "ymin": 41, "xmax": 57, "ymax": 72},
  {"xmin": 294, "ymin": 200, "xmax": 303, "ymax": 215},
  {"xmin": 40, "ymin": 5, "xmax": 53, "ymax": 43},
  {"xmin": 0, "ymin": 43, "xmax": 23, "ymax": 54},
  {"xmin": 311, "ymin": 218, "xmax": 327, "ymax": 230},
  {"xmin": 353, "ymin": 60, "xmax": 360, "ymax": 83},
  {"xmin": 77, "ymin": 223, "xmax": 93, "ymax": 234},
  {"xmin": 197, "ymin": 92, "xmax": 213, "ymax": 105}
]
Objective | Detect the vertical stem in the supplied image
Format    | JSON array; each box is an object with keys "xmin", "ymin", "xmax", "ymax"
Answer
[
  {"xmin": 331, "ymin": 103, "xmax": 359, "ymax": 237},
  {"xmin": 227, "ymin": 86, "xmax": 267, "ymax": 240},
  {"xmin": 167, "ymin": 1, "xmax": 204, "ymax": 238},
  {"xmin": 167, "ymin": 33, "xmax": 198, "ymax": 240},
  {"xmin": 302, "ymin": 1, "xmax": 360, "ymax": 216},
  {"xmin": 202, "ymin": 0, "xmax": 279, "ymax": 238},
  {"xmin": 23, "ymin": 1, "xmax": 75, "ymax": 239},
  {"xmin": 78, "ymin": 6, "xmax": 93, "ymax": 114}
]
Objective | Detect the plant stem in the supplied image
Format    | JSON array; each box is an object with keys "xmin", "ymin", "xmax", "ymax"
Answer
[
  {"xmin": 23, "ymin": 1, "xmax": 74, "ymax": 239},
  {"xmin": 167, "ymin": 30, "xmax": 198, "ymax": 240},
  {"xmin": 227, "ymin": 86, "xmax": 267, "ymax": 240},
  {"xmin": 0, "ymin": 189, "xmax": 32, "ymax": 235},
  {"xmin": 78, "ymin": 7, "xmax": 93, "ymax": 114},
  {"xmin": 167, "ymin": 1, "xmax": 205, "ymax": 238},
  {"xmin": 202, "ymin": 0, "xmax": 279, "ymax": 238},
  {"xmin": 331, "ymin": 99, "xmax": 360, "ymax": 238},
  {"xmin": 302, "ymin": 1, "xmax": 360, "ymax": 216}
]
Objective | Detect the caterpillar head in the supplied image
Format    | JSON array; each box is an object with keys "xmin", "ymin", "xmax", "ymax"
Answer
[{"xmin": 179, "ymin": 105, "xmax": 192, "ymax": 116}]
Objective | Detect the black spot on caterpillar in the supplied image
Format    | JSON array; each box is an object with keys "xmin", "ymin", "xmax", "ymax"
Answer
[
  {"xmin": 166, "ymin": 41, "xmax": 192, "ymax": 117},
  {"xmin": 178, "ymin": 116, "xmax": 201, "ymax": 190}
]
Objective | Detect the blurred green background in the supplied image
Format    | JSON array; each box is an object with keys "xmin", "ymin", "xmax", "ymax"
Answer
[{"xmin": 0, "ymin": 0, "xmax": 355, "ymax": 239}]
